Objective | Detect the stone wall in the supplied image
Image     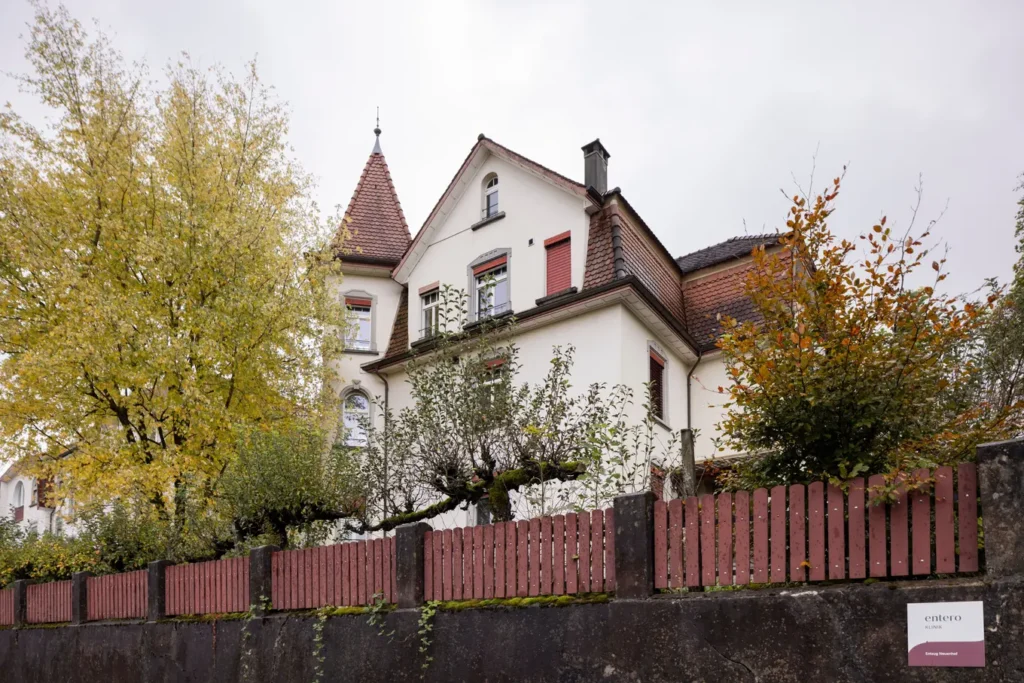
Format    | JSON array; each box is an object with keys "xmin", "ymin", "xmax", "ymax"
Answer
[
  {"xmin": 2, "ymin": 576, "xmax": 1023, "ymax": 682},
  {"xmin": 2, "ymin": 438, "xmax": 1023, "ymax": 683}
]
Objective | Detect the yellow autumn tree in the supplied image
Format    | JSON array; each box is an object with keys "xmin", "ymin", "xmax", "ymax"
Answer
[
  {"xmin": 716, "ymin": 174, "xmax": 1024, "ymax": 491},
  {"xmin": 0, "ymin": 5, "xmax": 346, "ymax": 515}
]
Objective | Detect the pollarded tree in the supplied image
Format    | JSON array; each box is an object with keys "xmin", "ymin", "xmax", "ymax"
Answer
[
  {"xmin": 0, "ymin": 6, "xmax": 346, "ymax": 515},
  {"xmin": 716, "ymin": 174, "xmax": 1024, "ymax": 491}
]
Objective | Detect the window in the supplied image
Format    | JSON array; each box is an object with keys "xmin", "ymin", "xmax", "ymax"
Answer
[
  {"xmin": 478, "ymin": 357, "xmax": 508, "ymax": 411},
  {"xmin": 421, "ymin": 289, "xmax": 440, "ymax": 339},
  {"xmin": 476, "ymin": 265, "xmax": 509, "ymax": 318},
  {"xmin": 483, "ymin": 174, "xmax": 499, "ymax": 219},
  {"xmin": 649, "ymin": 349, "xmax": 666, "ymax": 420},
  {"xmin": 345, "ymin": 296, "xmax": 372, "ymax": 351},
  {"xmin": 32, "ymin": 478, "xmax": 53, "ymax": 508},
  {"xmin": 473, "ymin": 255, "xmax": 509, "ymax": 319},
  {"xmin": 544, "ymin": 232, "xmax": 571, "ymax": 295},
  {"xmin": 342, "ymin": 391, "xmax": 370, "ymax": 447},
  {"xmin": 12, "ymin": 481, "xmax": 24, "ymax": 522}
]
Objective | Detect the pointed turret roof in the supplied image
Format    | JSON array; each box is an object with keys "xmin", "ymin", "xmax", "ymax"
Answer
[{"xmin": 336, "ymin": 129, "xmax": 411, "ymax": 266}]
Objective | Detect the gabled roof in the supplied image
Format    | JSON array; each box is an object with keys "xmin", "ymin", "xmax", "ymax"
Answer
[
  {"xmin": 675, "ymin": 235, "xmax": 781, "ymax": 276},
  {"xmin": 335, "ymin": 132, "xmax": 411, "ymax": 266},
  {"xmin": 392, "ymin": 135, "xmax": 597, "ymax": 281}
]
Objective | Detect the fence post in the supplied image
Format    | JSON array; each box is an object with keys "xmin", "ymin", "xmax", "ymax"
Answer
[
  {"xmin": 614, "ymin": 491, "xmax": 655, "ymax": 599},
  {"xmin": 978, "ymin": 438, "xmax": 1024, "ymax": 577},
  {"xmin": 147, "ymin": 560, "xmax": 172, "ymax": 622},
  {"xmin": 12, "ymin": 580, "xmax": 28, "ymax": 628},
  {"xmin": 249, "ymin": 545, "xmax": 278, "ymax": 616},
  {"xmin": 396, "ymin": 522, "xmax": 430, "ymax": 608},
  {"xmin": 71, "ymin": 572, "xmax": 91, "ymax": 625}
]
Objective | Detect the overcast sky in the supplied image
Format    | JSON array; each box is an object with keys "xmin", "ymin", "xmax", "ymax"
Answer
[{"xmin": 2, "ymin": 0, "xmax": 1022, "ymax": 297}]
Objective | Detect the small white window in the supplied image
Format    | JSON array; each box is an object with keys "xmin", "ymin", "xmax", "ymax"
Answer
[
  {"xmin": 345, "ymin": 297, "xmax": 372, "ymax": 351},
  {"xmin": 342, "ymin": 391, "xmax": 370, "ymax": 447},
  {"xmin": 421, "ymin": 290, "xmax": 440, "ymax": 338},
  {"xmin": 483, "ymin": 174, "xmax": 499, "ymax": 219},
  {"xmin": 476, "ymin": 264, "xmax": 509, "ymax": 319}
]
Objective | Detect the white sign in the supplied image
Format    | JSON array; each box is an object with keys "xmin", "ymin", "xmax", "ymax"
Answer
[{"xmin": 907, "ymin": 601, "xmax": 985, "ymax": 667}]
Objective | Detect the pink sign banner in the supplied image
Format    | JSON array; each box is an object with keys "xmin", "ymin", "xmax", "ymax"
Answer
[{"xmin": 907, "ymin": 601, "xmax": 985, "ymax": 667}]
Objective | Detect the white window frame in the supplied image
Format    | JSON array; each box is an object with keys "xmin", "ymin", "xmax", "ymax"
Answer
[
  {"xmin": 13, "ymin": 481, "xmax": 24, "ymax": 508},
  {"xmin": 476, "ymin": 264, "xmax": 509, "ymax": 319},
  {"xmin": 421, "ymin": 290, "xmax": 440, "ymax": 338},
  {"xmin": 342, "ymin": 390, "xmax": 371, "ymax": 447},
  {"xmin": 346, "ymin": 303, "xmax": 372, "ymax": 351}
]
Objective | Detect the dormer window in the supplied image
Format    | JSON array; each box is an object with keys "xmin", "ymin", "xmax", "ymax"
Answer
[{"xmin": 483, "ymin": 174, "xmax": 499, "ymax": 219}]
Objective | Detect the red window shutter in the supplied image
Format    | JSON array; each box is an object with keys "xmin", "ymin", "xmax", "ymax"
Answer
[
  {"xmin": 545, "ymin": 235, "xmax": 571, "ymax": 296},
  {"xmin": 345, "ymin": 297, "xmax": 372, "ymax": 307},
  {"xmin": 473, "ymin": 255, "xmax": 507, "ymax": 276}
]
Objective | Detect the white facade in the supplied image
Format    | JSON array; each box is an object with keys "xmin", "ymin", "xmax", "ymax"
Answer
[
  {"xmin": 401, "ymin": 154, "xmax": 592, "ymax": 343},
  {"xmin": 0, "ymin": 470, "xmax": 69, "ymax": 534},
  {"xmin": 688, "ymin": 351, "xmax": 739, "ymax": 461}
]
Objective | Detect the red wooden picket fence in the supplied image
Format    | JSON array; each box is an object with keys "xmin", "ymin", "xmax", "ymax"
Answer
[
  {"xmin": 26, "ymin": 580, "xmax": 72, "ymax": 623},
  {"xmin": 424, "ymin": 508, "xmax": 616, "ymax": 601},
  {"xmin": 0, "ymin": 588, "xmax": 13, "ymax": 626},
  {"xmin": 165, "ymin": 557, "xmax": 250, "ymax": 616},
  {"xmin": 652, "ymin": 464, "xmax": 979, "ymax": 589},
  {"xmin": 271, "ymin": 538, "xmax": 396, "ymax": 610},
  {"xmin": 86, "ymin": 570, "xmax": 148, "ymax": 621}
]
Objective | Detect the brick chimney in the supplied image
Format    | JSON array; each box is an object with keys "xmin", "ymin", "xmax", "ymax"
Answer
[{"xmin": 581, "ymin": 139, "xmax": 610, "ymax": 196}]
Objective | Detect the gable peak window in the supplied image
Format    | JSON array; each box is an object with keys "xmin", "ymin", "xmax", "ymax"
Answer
[
  {"xmin": 649, "ymin": 349, "xmax": 666, "ymax": 420},
  {"xmin": 345, "ymin": 295, "xmax": 373, "ymax": 351},
  {"xmin": 483, "ymin": 173, "xmax": 499, "ymax": 219},
  {"xmin": 473, "ymin": 255, "xmax": 510, "ymax": 319}
]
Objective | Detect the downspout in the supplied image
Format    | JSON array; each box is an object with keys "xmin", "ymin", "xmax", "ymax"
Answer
[
  {"xmin": 373, "ymin": 370, "xmax": 390, "ymax": 525},
  {"xmin": 686, "ymin": 349, "xmax": 703, "ymax": 433}
]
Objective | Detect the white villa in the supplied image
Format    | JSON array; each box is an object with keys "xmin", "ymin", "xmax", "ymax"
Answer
[{"xmin": 330, "ymin": 128, "xmax": 781, "ymax": 525}]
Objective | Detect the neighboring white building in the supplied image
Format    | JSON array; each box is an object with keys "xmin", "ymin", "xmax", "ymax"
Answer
[
  {"xmin": 0, "ymin": 462, "xmax": 72, "ymax": 535},
  {"xmin": 332, "ymin": 128, "xmax": 782, "ymax": 522}
]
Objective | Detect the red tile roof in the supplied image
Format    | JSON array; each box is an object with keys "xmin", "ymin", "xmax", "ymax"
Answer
[
  {"xmin": 682, "ymin": 251, "xmax": 791, "ymax": 352},
  {"xmin": 382, "ymin": 286, "xmax": 409, "ymax": 361},
  {"xmin": 336, "ymin": 143, "xmax": 411, "ymax": 265}
]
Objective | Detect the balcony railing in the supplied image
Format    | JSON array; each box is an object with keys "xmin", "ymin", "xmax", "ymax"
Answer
[{"xmin": 476, "ymin": 301, "xmax": 512, "ymax": 321}]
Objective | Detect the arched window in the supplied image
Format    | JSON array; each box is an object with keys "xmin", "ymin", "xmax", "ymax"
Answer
[
  {"xmin": 342, "ymin": 390, "xmax": 371, "ymax": 447},
  {"xmin": 12, "ymin": 481, "xmax": 24, "ymax": 522},
  {"xmin": 482, "ymin": 173, "xmax": 499, "ymax": 219}
]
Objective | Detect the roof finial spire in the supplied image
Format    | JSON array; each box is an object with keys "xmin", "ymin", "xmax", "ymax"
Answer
[{"xmin": 372, "ymin": 106, "xmax": 382, "ymax": 153}]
